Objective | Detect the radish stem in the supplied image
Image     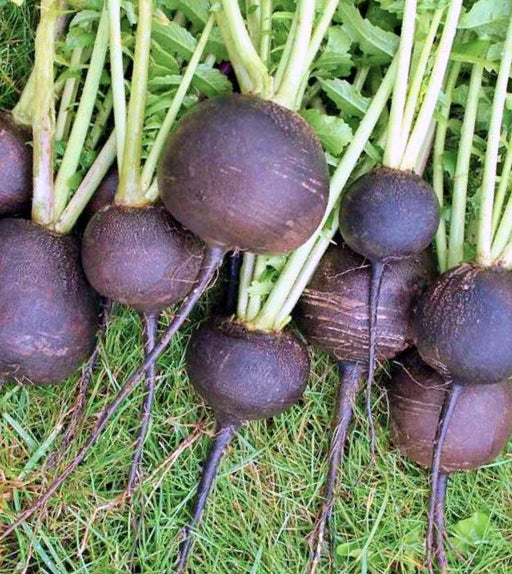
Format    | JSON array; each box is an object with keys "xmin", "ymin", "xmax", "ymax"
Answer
[
  {"xmin": 273, "ymin": 0, "xmax": 315, "ymax": 109},
  {"xmin": 31, "ymin": 0, "xmax": 57, "ymax": 227},
  {"xmin": 115, "ymin": 0, "xmax": 153, "ymax": 206},
  {"xmin": 108, "ymin": 0, "xmax": 126, "ymax": 173},
  {"xmin": 383, "ymin": 0, "xmax": 416, "ymax": 169},
  {"xmin": 400, "ymin": 8, "xmax": 443, "ymax": 150},
  {"xmin": 86, "ymin": 85, "xmax": 114, "ymax": 150},
  {"xmin": 140, "ymin": 13, "xmax": 215, "ymax": 194},
  {"xmin": 447, "ymin": 63, "xmax": 483, "ymax": 269},
  {"xmin": 54, "ymin": 131, "xmax": 117, "ymax": 234},
  {"xmin": 400, "ymin": 0, "xmax": 462, "ymax": 171},
  {"xmin": 477, "ymin": 15, "xmax": 512, "ymax": 266},
  {"xmin": 218, "ymin": 0, "xmax": 271, "ymax": 97},
  {"xmin": 53, "ymin": 7, "xmax": 109, "ymax": 222},
  {"xmin": 432, "ymin": 62, "xmax": 460, "ymax": 272},
  {"xmin": 55, "ymin": 41, "xmax": 87, "ymax": 142},
  {"xmin": 237, "ymin": 253, "xmax": 255, "ymax": 321},
  {"xmin": 259, "ymin": 0, "xmax": 272, "ymax": 66},
  {"xmin": 492, "ymin": 130, "xmax": 512, "ymax": 237}
]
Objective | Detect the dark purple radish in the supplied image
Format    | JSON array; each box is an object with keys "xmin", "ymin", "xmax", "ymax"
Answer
[
  {"xmin": 0, "ymin": 111, "xmax": 32, "ymax": 216},
  {"xmin": 82, "ymin": 205, "xmax": 203, "ymax": 313},
  {"xmin": 175, "ymin": 317, "xmax": 310, "ymax": 573},
  {"xmin": 389, "ymin": 351, "xmax": 512, "ymax": 571},
  {"xmin": 296, "ymin": 240, "xmax": 435, "ymax": 570},
  {"xmin": 159, "ymin": 94, "xmax": 328, "ymax": 255},
  {"xmin": 338, "ymin": 166, "xmax": 440, "ymax": 451},
  {"xmin": 0, "ymin": 219, "xmax": 97, "ymax": 384},
  {"xmin": 412, "ymin": 263, "xmax": 512, "ymax": 569},
  {"xmin": 414, "ymin": 264, "xmax": 512, "ymax": 386}
]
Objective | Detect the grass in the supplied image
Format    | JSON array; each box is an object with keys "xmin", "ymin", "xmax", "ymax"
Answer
[{"xmin": 2, "ymin": 4, "xmax": 512, "ymax": 573}]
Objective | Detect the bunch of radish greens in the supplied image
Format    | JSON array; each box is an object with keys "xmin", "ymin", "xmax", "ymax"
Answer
[{"xmin": 1, "ymin": 0, "xmax": 512, "ymax": 573}]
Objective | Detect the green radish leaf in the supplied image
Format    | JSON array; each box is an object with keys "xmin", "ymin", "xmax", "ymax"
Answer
[
  {"xmin": 174, "ymin": 0, "xmax": 210, "ymax": 27},
  {"xmin": 205, "ymin": 28, "xmax": 230, "ymax": 62},
  {"xmin": 314, "ymin": 26, "xmax": 353, "ymax": 76},
  {"xmin": 152, "ymin": 19, "xmax": 197, "ymax": 60},
  {"xmin": 337, "ymin": 3, "xmax": 399, "ymax": 60},
  {"xmin": 147, "ymin": 74, "xmax": 183, "ymax": 91},
  {"xmin": 65, "ymin": 26, "xmax": 96, "ymax": 50},
  {"xmin": 69, "ymin": 10, "xmax": 100, "ymax": 27},
  {"xmin": 151, "ymin": 40, "xmax": 180, "ymax": 74},
  {"xmin": 459, "ymin": 0, "xmax": 512, "ymax": 39},
  {"xmin": 264, "ymin": 255, "xmax": 288, "ymax": 273},
  {"xmin": 376, "ymin": 0, "xmax": 450, "ymax": 14},
  {"xmin": 301, "ymin": 109, "xmax": 353, "ymax": 156},
  {"xmin": 247, "ymin": 280, "xmax": 275, "ymax": 297},
  {"xmin": 192, "ymin": 65, "xmax": 233, "ymax": 97},
  {"xmin": 120, "ymin": 0, "xmax": 137, "ymax": 25},
  {"xmin": 319, "ymin": 78, "xmax": 370, "ymax": 117}
]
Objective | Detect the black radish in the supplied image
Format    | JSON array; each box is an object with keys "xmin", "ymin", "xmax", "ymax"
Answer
[
  {"xmin": 296, "ymin": 240, "xmax": 435, "ymax": 570},
  {"xmin": 175, "ymin": 317, "xmax": 310, "ymax": 572},
  {"xmin": 338, "ymin": 166, "xmax": 440, "ymax": 449},
  {"xmin": 0, "ymin": 218, "xmax": 97, "ymax": 384},
  {"xmin": 0, "ymin": 111, "xmax": 32, "ymax": 216},
  {"xmin": 82, "ymin": 205, "xmax": 203, "ymax": 314},
  {"xmin": 389, "ymin": 351, "xmax": 512, "ymax": 571},
  {"xmin": 159, "ymin": 94, "xmax": 329, "ymax": 254}
]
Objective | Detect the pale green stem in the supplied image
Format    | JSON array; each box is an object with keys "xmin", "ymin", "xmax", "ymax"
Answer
[
  {"xmin": 477, "ymin": 15, "xmax": 512, "ymax": 266},
  {"xmin": 12, "ymin": 70, "xmax": 36, "ymax": 127},
  {"xmin": 215, "ymin": 13, "xmax": 256, "ymax": 94},
  {"xmin": 383, "ymin": 0, "xmax": 416, "ymax": 169},
  {"xmin": 272, "ymin": 210, "xmax": 339, "ymax": 329},
  {"xmin": 55, "ymin": 44, "xmax": 87, "ymax": 141},
  {"xmin": 273, "ymin": 13, "xmax": 297, "ymax": 92},
  {"xmin": 400, "ymin": 8, "xmax": 442, "ymax": 150},
  {"xmin": 12, "ymin": 7, "xmax": 70, "ymax": 128},
  {"xmin": 219, "ymin": 0, "xmax": 271, "ymax": 97},
  {"xmin": 86, "ymin": 85, "xmax": 114, "ymax": 150},
  {"xmin": 250, "ymin": 59, "xmax": 397, "ymax": 329},
  {"xmin": 108, "ymin": 0, "xmax": 126, "ymax": 174},
  {"xmin": 259, "ymin": 0, "xmax": 272, "ymax": 66},
  {"xmin": 116, "ymin": 0, "xmax": 153, "ymax": 206},
  {"xmin": 294, "ymin": 0, "xmax": 348, "ymax": 107},
  {"xmin": 144, "ymin": 179, "xmax": 159, "ymax": 203},
  {"xmin": 497, "ymin": 242, "xmax": 512, "ymax": 267},
  {"xmin": 492, "ymin": 177, "xmax": 512, "ymax": 260},
  {"xmin": 140, "ymin": 13, "xmax": 215, "ymax": 194},
  {"xmin": 305, "ymin": 0, "xmax": 340, "ymax": 67},
  {"xmin": 31, "ymin": 0, "xmax": 57, "ymax": 227},
  {"xmin": 432, "ymin": 62, "xmax": 460, "ymax": 273},
  {"xmin": 54, "ymin": 132, "xmax": 117, "ymax": 234},
  {"xmin": 414, "ymin": 118, "xmax": 434, "ymax": 176},
  {"xmin": 492, "ymin": 131, "xmax": 512, "ymax": 235},
  {"xmin": 246, "ymin": 0, "xmax": 261, "ymax": 49},
  {"xmin": 353, "ymin": 66, "xmax": 369, "ymax": 92},
  {"xmin": 447, "ymin": 63, "xmax": 483, "ymax": 269},
  {"xmin": 237, "ymin": 253, "xmax": 255, "ymax": 321},
  {"xmin": 53, "ymin": 7, "xmax": 109, "ymax": 221},
  {"xmin": 273, "ymin": 0, "xmax": 315, "ymax": 109},
  {"xmin": 400, "ymin": 0, "xmax": 462, "ymax": 171},
  {"xmin": 245, "ymin": 256, "xmax": 268, "ymax": 321}
]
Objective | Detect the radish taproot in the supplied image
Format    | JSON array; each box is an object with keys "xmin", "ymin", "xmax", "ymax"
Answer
[
  {"xmin": 296, "ymin": 241, "xmax": 435, "ymax": 569},
  {"xmin": 389, "ymin": 351, "xmax": 512, "ymax": 571}
]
